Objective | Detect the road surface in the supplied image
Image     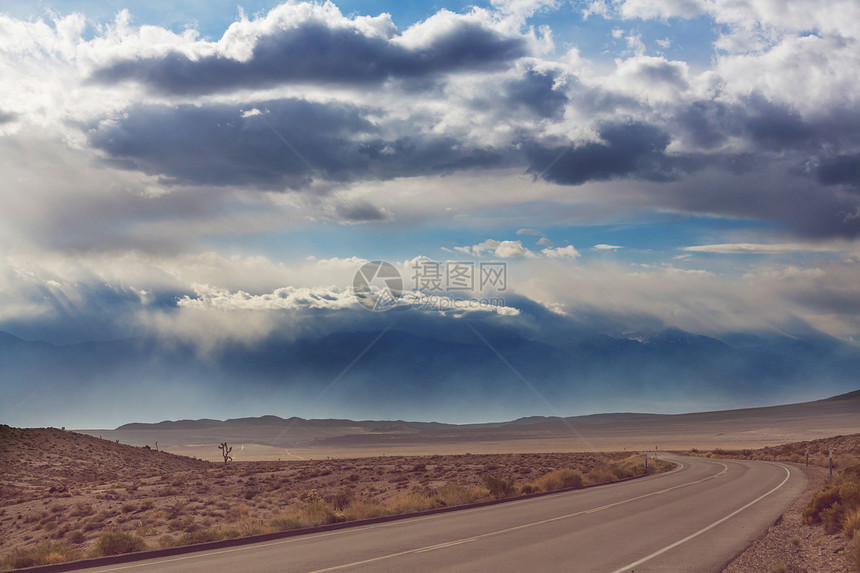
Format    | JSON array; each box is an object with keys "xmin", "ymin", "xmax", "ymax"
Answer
[{"xmin": 74, "ymin": 455, "xmax": 806, "ymax": 572}]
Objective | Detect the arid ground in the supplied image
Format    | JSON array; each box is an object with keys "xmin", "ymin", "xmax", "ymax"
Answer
[
  {"xmin": 2, "ymin": 390, "xmax": 859, "ymax": 570},
  {"xmin": 0, "ymin": 425, "xmax": 665, "ymax": 570}
]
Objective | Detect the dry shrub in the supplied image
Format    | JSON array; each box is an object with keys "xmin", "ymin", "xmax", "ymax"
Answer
[
  {"xmin": 172, "ymin": 528, "xmax": 225, "ymax": 546},
  {"xmin": 434, "ymin": 483, "xmax": 480, "ymax": 506},
  {"xmin": 386, "ymin": 492, "xmax": 443, "ymax": 514},
  {"xmin": 0, "ymin": 542, "xmax": 81, "ymax": 569},
  {"xmin": 270, "ymin": 506, "xmax": 304, "ymax": 530},
  {"xmin": 343, "ymin": 500, "xmax": 386, "ymax": 521},
  {"xmin": 520, "ymin": 483, "xmax": 541, "ymax": 494},
  {"xmin": 330, "ymin": 488, "xmax": 354, "ymax": 511},
  {"xmin": 587, "ymin": 466, "xmax": 617, "ymax": 484},
  {"xmin": 803, "ymin": 477, "xmax": 860, "ymax": 534},
  {"xmin": 302, "ymin": 502, "xmax": 341, "ymax": 527},
  {"xmin": 536, "ymin": 469, "xmax": 583, "ymax": 491},
  {"xmin": 482, "ymin": 474, "xmax": 517, "ymax": 498},
  {"xmin": 844, "ymin": 507, "xmax": 860, "ymax": 538},
  {"xmin": 91, "ymin": 531, "xmax": 147, "ymax": 556}
]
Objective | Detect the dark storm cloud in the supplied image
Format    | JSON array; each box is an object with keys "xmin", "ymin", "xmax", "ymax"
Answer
[
  {"xmin": 816, "ymin": 153, "xmax": 860, "ymax": 187},
  {"xmin": 504, "ymin": 69, "xmax": 568, "ymax": 118},
  {"xmin": 675, "ymin": 96, "xmax": 816, "ymax": 152},
  {"xmin": 526, "ymin": 122, "xmax": 683, "ymax": 184},
  {"xmin": 743, "ymin": 96, "xmax": 816, "ymax": 151},
  {"xmin": 654, "ymin": 163, "xmax": 860, "ymax": 238},
  {"xmin": 90, "ymin": 20, "xmax": 526, "ymax": 95},
  {"xmin": 89, "ymin": 99, "xmax": 509, "ymax": 189},
  {"xmin": 675, "ymin": 100, "xmax": 741, "ymax": 149},
  {"xmin": 524, "ymin": 101, "xmax": 860, "ymax": 237}
]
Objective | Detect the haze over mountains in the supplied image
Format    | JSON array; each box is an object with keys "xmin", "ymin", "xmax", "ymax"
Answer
[
  {"xmin": 79, "ymin": 390, "xmax": 860, "ymax": 459},
  {"xmin": 5, "ymin": 293, "xmax": 860, "ymax": 429}
]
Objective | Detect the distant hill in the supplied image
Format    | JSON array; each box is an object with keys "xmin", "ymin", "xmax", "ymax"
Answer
[{"xmin": 87, "ymin": 389, "xmax": 860, "ymax": 457}]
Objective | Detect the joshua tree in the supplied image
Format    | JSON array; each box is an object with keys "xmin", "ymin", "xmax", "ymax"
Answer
[{"xmin": 218, "ymin": 442, "xmax": 233, "ymax": 465}]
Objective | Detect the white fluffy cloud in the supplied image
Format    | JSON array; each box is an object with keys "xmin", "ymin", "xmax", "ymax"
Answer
[{"xmin": 542, "ymin": 245, "xmax": 581, "ymax": 258}]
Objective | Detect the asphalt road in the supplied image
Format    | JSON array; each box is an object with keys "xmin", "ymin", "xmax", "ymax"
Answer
[{"xmin": 75, "ymin": 455, "xmax": 806, "ymax": 573}]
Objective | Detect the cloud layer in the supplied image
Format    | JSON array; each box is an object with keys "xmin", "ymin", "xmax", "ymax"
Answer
[{"xmin": 2, "ymin": 0, "xmax": 860, "ymax": 425}]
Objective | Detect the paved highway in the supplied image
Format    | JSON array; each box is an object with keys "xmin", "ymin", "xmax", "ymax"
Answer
[{"xmin": 76, "ymin": 455, "xmax": 805, "ymax": 572}]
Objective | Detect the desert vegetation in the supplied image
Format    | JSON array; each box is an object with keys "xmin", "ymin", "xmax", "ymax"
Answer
[
  {"xmin": 680, "ymin": 433, "xmax": 860, "ymax": 471},
  {"xmin": 681, "ymin": 433, "xmax": 860, "ymax": 571},
  {"xmin": 0, "ymin": 425, "xmax": 669, "ymax": 570},
  {"xmin": 802, "ymin": 463, "xmax": 860, "ymax": 571}
]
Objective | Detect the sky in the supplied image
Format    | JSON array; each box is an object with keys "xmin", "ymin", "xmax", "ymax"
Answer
[{"xmin": 2, "ymin": 0, "xmax": 860, "ymax": 428}]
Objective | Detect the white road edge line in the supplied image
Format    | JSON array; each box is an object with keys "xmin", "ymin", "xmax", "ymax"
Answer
[{"xmin": 609, "ymin": 463, "xmax": 793, "ymax": 573}]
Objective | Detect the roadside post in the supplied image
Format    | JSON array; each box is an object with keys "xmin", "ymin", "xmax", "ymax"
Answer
[
  {"xmin": 806, "ymin": 447, "xmax": 809, "ymax": 467},
  {"xmin": 829, "ymin": 449, "xmax": 833, "ymax": 479}
]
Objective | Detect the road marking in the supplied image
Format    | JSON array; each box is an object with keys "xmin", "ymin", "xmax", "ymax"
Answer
[
  {"xmin": 609, "ymin": 463, "xmax": 793, "ymax": 573},
  {"xmin": 84, "ymin": 457, "xmax": 713, "ymax": 573},
  {"xmin": 305, "ymin": 460, "xmax": 729, "ymax": 572}
]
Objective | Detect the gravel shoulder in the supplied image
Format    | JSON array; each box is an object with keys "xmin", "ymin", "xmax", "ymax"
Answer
[{"xmin": 724, "ymin": 464, "xmax": 854, "ymax": 573}]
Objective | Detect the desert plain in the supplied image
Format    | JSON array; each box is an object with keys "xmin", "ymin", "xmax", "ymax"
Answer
[{"xmin": 1, "ymin": 390, "xmax": 859, "ymax": 570}]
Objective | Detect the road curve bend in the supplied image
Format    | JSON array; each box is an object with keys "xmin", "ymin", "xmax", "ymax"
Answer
[{"xmin": 72, "ymin": 455, "xmax": 806, "ymax": 573}]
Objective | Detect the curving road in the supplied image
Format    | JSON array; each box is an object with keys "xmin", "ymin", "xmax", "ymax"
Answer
[{"xmin": 74, "ymin": 455, "xmax": 806, "ymax": 573}]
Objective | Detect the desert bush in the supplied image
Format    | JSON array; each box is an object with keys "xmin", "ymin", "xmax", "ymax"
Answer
[
  {"xmin": 520, "ymin": 483, "xmax": 541, "ymax": 495},
  {"xmin": 302, "ymin": 502, "xmax": 341, "ymax": 527},
  {"xmin": 435, "ymin": 483, "xmax": 480, "ymax": 506},
  {"xmin": 299, "ymin": 489, "xmax": 322, "ymax": 504},
  {"xmin": 343, "ymin": 500, "xmax": 386, "ymax": 521},
  {"xmin": 536, "ymin": 469, "xmax": 583, "ymax": 491},
  {"xmin": 844, "ymin": 507, "xmax": 860, "ymax": 538},
  {"xmin": 271, "ymin": 516, "xmax": 303, "ymax": 531},
  {"xmin": 173, "ymin": 528, "xmax": 225, "ymax": 546},
  {"xmin": 66, "ymin": 530, "xmax": 86, "ymax": 544},
  {"xmin": 587, "ymin": 466, "xmax": 617, "ymax": 484},
  {"xmin": 386, "ymin": 492, "xmax": 444, "ymax": 514},
  {"xmin": 0, "ymin": 542, "xmax": 81, "ymax": 569},
  {"xmin": 803, "ymin": 479, "xmax": 860, "ymax": 533},
  {"xmin": 91, "ymin": 532, "xmax": 146, "ymax": 556},
  {"xmin": 330, "ymin": 488, "xmax": 355, "ymax": 511},
  {"xmin": 482, "ymin": 474, "xmax": 517, "ymax": 498}
]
